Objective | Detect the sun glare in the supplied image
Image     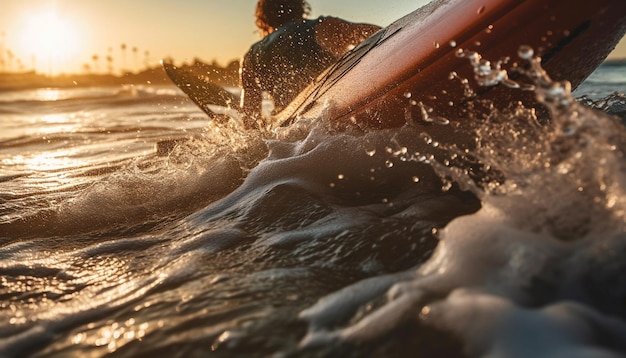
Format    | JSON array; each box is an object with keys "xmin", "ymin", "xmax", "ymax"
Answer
[{"xmin": 18, "ymin": 11, "xmax": 80, "ymax": 75}]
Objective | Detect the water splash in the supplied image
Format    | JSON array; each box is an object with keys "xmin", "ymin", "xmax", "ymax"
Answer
[
  {"xmin": 298, "ymin": 47, "xmax": 626, "ymax": 357},
  {"xmin": 450, "ymin": 46, "xmax": 626, "ymax": 238}
]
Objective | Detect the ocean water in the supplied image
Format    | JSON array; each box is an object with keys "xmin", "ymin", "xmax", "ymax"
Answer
[{"xmin": 1, "ymin": 57, "xmax": 626, "ymax": 358}]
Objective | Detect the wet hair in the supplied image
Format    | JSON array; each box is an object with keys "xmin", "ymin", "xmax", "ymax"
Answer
[{"xmin": 255, "ymin": 0, "xmax": 311, "ymax": 35}]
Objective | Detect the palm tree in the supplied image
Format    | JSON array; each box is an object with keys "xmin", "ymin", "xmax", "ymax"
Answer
[
  {"xmin": 106, "ymin": 55, "xmax": 113, "ymax": 75},
  {"xmin": 0, "ymin": 32, "xmax": 5, "ymax": 72},
  {"xmin": 144, "ymin": 50, "xmax": 150, "ymax": 70},
  {"xmin": 107, "ymin": 47, "xmax": 114, "ymax": 75},
  {"xmin": 7, "ymin": 50, "xmax": 14, "ymax": 72},
  {"xmin": 91, "ymin": 54, "xmax": 99, "ymax": 73},
  {"xmin": 132, "ymin": 46, "xmax": 138, "ymax": 73},
  {"xmin": 120, "ymin": 43, "xmax": 127, "ymax": 72}
]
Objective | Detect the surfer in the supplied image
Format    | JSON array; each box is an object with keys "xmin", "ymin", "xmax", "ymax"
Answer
[{"xmin": 240, "ymin": 0, "xmax": 381, "ymax": 124}]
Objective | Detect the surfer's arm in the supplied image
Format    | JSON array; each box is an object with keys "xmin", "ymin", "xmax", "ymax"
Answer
[
  {"xmin": 315, "ymin": 17, "xmax": 381, "ymax": 58},
  {"xmin": 240, "ymin": 54, "xmax": 263, "ymax": 123}
]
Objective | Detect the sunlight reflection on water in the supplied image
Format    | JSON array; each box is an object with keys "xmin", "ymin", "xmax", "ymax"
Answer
[
  {"xmin": 35, "ymin": 88, "xmax": 63, "ymax": 101},
  {"xmin": 25, "ymin": 152, "xmax": 81, "ymax": 171},
  {"xmin": 39, "ymin": 114, "xmax": 70, "ymax": 123},
  {"xmin": 33, "ymin": 114, "xmax": 80, "ymax": 136},
  {"xmin": 2, "ymin": 149, "xmax": 85, "ymax": 172}
]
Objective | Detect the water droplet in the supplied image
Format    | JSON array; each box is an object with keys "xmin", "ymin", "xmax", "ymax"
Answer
[
  {"xmin": 518, "ymin": 45, "xmax": 534, "ymax": 60},
  {"xmin": 433, "ymin": 41, "xmax": 440, "ymax": 49},
  {"xmin": 365, "ymin": 148, "xmax": 376, "ymax": 157},
  {"xmin": 412, "ymin": 176, "xmax": 421, "ymax": 183},
  {"xmin": 385, "ymin": 160, "xmax": 394, "ymax": 168},
  {"xmin": 338, "ymin": 174, "xmax": 345, "ymax": 180},
  {"xmin": 404, "ymin": 91, "xmax": 412, "ymax": 98},
  {"xmin": 449, "ymin": 40, "xmax": 457, "ymax": 47},
  {"xmin": 477, "ymin": 6, "xmax": 486, "ymax": 15}
]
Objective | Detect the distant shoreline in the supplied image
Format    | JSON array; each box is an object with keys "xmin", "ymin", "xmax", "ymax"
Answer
[
  {"xmin": 1, "ymin": 58, "xmax": 622, "ymax": 92},
  {"xmin": 603, "ymin": 58, "xmax": 626, "ymax": 66},
  {"xmin": 0, "ymin": 59, "xmax": 240, "ymax": 92}
]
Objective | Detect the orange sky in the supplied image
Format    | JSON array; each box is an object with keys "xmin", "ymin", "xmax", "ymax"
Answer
[
  {"xmin": 1, "ymin": 0, "xmax": 624, "ymax": 76},
  {"xmin": 0, "ymin": 0, "xmax": 423, "ymax": 75}
]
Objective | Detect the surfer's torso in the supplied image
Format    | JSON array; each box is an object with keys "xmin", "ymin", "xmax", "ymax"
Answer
[{"xmin": 242, "ymin": 17, "xmax": 337, "ymax": 112}]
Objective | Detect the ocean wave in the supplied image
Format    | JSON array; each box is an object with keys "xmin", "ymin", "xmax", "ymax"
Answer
[{"xmin": 1, "ymin": 54, "xmax": 626, "ymax": 357}]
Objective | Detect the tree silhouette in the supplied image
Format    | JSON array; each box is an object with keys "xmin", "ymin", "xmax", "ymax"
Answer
[
  {"xmin": 132, "ymin": 46, "xmax": 138, "ymax": 73},
  {"xmin": 6, "ymin": 50, "xmax": 14, "ymax": 72},
  {"xmin": 91, "ymin": 54, "xmax": 99, "ymax": 73},
  {"xmin": 107, "ymin": 47, "xmax": 114, "ymax": 74},
  {"xmin": 144, "ymin": 50, "xmax": 150, "ymax": 69},
  {"xmin": 120, "ymin": 43, "xmax": 127, "ymax": 72},
  {"xmin": 106, "ymin": 55, "xmax": 113, "ymax": 75},
  {"xmin": 0, "ymin": 32, "xmax": 5, "ymax": 72}
]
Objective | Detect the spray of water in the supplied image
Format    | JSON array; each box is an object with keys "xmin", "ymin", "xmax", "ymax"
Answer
[{"xmin": 298, "ymin": 46, "xmax": 626, "ymax": 357}]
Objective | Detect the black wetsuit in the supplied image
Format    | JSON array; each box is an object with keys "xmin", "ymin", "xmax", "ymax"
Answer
[{"xmin": 242, "ymin": 17, "xmax": 337, "ymax": 112}]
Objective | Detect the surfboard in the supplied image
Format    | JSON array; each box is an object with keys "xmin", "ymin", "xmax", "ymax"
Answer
[
  {"xmin": 159, "ymin": 62, "xmax": 243, "ymax": 155},
  {"xmin": 163, "ymin": 61, "xmax": 240, "ymax": 115},
  {"xmin": 166, "ymin": 0, "xmax": 626, "ymax": 138},
  {"xmin": 275, "ymin": 0, "xmax": 626, "ymax": 131}
]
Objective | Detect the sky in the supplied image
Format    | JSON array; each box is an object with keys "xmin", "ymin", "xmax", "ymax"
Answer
[{"xmin": 0, "ymin": 0, "xmax": 625, "ymax": 75}]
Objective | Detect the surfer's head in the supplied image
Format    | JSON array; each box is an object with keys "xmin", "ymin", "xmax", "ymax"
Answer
[{"xmin": 255, "ymin": 0, "xmax": 311, "ymax": 36}]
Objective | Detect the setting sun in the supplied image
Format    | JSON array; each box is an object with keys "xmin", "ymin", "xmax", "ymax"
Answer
[{"xmin": 17, "ymin": 10, "xmax": 80, "ymax": 75}]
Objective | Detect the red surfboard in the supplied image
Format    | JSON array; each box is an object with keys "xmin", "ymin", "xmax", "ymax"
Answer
[{"xmin": 275, "ymin": 0, "xmax": 626, "ymax": 137}]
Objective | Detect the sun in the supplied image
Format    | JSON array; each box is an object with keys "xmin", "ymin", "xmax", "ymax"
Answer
[{"xmin": 18, "ymin": 10, "xmax": 80, "ymax": 75}]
